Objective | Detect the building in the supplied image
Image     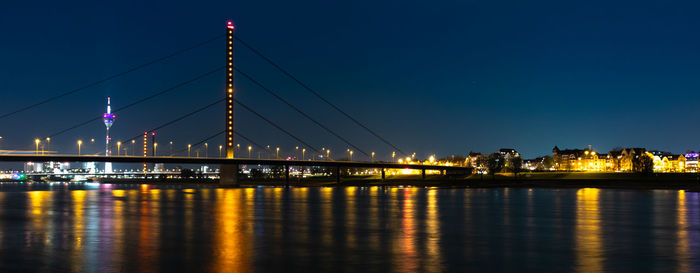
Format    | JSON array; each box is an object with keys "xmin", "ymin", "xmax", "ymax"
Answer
[
  {"xmin": 606, "ymin": 150, "xmax": 623, "ymax": 172},
  {"xmin": 552, "ymin": 146, "xmax": 606, "ymax": 171},
  {"xmin": 24, "ymin": 162, "xmax": 43, "ymax": 173},
  {"xmin": 523, "ymin": 156, "xmax": 550, "ymax": 171},
  {"xmin": 499, "ymin": 148, "xmax": 519, "ymax": 159},
  {"xmin": 466, "ymin": 152, "xmax": 486, "ymax": 168},
  {"xmin": 684, "ymin": 153, "xmax": 698, "ymax": 172}
]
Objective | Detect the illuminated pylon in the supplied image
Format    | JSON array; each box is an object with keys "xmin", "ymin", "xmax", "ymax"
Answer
[
  {"xmin": 143, "ymin": 132, "xmax": 148, "ymax": 173},
  {"xmin": 225, "ymin": 20, "xmax": 235, "ymax": 159}
]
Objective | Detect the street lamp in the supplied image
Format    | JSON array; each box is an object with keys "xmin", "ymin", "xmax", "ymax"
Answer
[
  {"xmin": 219, "ymin": 145, "xmax": 223, "ymax": 157},
  {"xmin": 187, "ymin": 144, "xmax": 192, "ymax": 157},
  {"xmin": 248, "ymin": 146, "xmax": 252, "ymax": 158},
  {"xmin": 77, "ymin": 140, "xmax": 83, "ymax": 156},
  {"xmin": 204, "ymin": 143, "xmax": 208, "ymax": 158},
  {"xmin": 45, "ymin": 137, "xmax": 51, "ymax": 154},
  {"xmin": 371, "ymin": 152, "xmax": 375, "ymax": 162},
  {"xmin": 117, "ymin": 141, "xmax": 122, "ymax": 156},
  {"xmin": 349, "ymin": 150, "xmax": 354, "ymax": 161},
  {"xmin": 169, "ymin": 141, "xmax": 173, "ymax": 156},
  {"xmin": 131, "ymin": 140, "xmax": 135, "ymax": 156},
  {"xmin": 392, "ymin": 151, "xmax": 396, "ymax": 162},
  {"xmin": 276, "ymin": 147, "xmax": 279, "ymax": 159},
  {"xmin": 154, "ymin": 142, "xmax": 158, "ymax": 156},
  {"xmin": 326, "ymin": 149, "xmax": 330, "ymax": 160},
  {"xmin": 34, "ymin": 139, "xmax": 40, "ymax": 155},
  {"xmin": 302, "ymin": 148, "xmax": 306, "ymax": 160}
]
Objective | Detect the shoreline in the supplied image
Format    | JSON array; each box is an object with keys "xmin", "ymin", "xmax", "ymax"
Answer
[{"xmin": 5, "ymin": 172, "xmax": 700, "ymax": 191}]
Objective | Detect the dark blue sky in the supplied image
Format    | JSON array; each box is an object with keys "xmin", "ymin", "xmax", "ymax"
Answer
[{"xmin": 1, "ymin": 0, "xmax": 700, "ymax": 160}]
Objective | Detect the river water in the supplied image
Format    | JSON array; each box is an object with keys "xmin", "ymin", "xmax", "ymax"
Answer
[{"xmin": 0, "ymin": 183, "xmax": 697, "ymax": 272}]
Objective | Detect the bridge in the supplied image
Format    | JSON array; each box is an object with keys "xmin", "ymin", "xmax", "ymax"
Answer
[{"xmin": 0, "ymin": 20, "xmax": 471, "ymax": 185}]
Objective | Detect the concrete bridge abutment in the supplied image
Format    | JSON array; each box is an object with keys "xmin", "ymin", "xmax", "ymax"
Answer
[{"xmin": 220, "ymin": 164, "xmax": 239, "ymax": 186}]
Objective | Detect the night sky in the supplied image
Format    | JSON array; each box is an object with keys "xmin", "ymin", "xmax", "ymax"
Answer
[{"xmin": 2, "ymin": 0, "xmax": 700, "ymax": 160}]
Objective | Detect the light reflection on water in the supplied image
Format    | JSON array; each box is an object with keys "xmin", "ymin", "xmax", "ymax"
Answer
[{"xmin": 0, "ymin": 183, "xmax": 697, "ymax": 272}]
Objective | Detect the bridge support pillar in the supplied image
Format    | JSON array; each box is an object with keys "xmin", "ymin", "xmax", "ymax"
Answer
[
  {"xmin": 335, "ymin": 166, "xmax": 341, "ymax": 185},
  {"xmin": 284, "ymin": 165, "xmax": 290, "ymax": 187},
  {"xmin": 220, "ymin": 164, "xmax": 239, "ymax": 186},
  {"xmin": 422, "ymin": 169, "xmax": 426, "ymax": 180},
  {"xmin": 381, "ymin": 168, "xmax": 385, "ymax": 182}
]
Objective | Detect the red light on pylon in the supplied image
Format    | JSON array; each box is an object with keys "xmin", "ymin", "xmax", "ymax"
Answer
[{"xmin": 226, "ymin": 21, "xmax": 235, "ymax": 30}]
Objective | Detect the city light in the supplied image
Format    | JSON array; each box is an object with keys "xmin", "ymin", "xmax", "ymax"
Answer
[
  {"xmin": 34, "ymin": 138, "xmax": 40, "ymax": 155},
  {"xmin": 77, "ymin": 140, "xmax": 82, "ymax": 155}
]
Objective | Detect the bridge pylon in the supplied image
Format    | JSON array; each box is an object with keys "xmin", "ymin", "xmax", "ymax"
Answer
[{"xmin": 220, "ymin": 19, "xmax": 238, "ymax": 186}]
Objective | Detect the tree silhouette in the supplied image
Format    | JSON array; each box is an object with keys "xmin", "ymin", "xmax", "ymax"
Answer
[{"xmin": 486, "ymin": 153, "xmax": 504, "ymax": 180}]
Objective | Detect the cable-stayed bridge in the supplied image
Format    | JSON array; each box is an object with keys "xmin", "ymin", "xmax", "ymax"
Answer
[{"xmin": 0, "ymin": 20, "xmax": 470, "ymax": 185}]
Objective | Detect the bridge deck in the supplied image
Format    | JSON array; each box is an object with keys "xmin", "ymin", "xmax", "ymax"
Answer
[{"xmin": 0, "ymin": 154, "xmax": 470, "ymax": 171}]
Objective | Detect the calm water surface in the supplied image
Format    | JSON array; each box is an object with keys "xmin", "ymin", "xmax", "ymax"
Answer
[{"xmin": 0, "ymin": 183, "xmax": 698, "ymax": 272}]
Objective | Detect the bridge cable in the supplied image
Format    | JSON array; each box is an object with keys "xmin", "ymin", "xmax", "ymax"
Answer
[
  {"xmin": 235, "ymin": 68, "xmax": 370, "ymax": 158},
  {"xmin": 47, "ymin": 67, "xmax": 224, "ymax": 138},
  {"xmin": 0, "ymin": 34, "xmax": 224, "ymax": 120},
  {"xmin": 235, "ymin": 100, "xmax": 322, "ymax": 154},
  {"xmin": 107, "ymin": 98, "xmax": 225, "ymax": 154},
  {"xmin": 235, "ymin": 37, "xmax": 408, "ymax": 157}
]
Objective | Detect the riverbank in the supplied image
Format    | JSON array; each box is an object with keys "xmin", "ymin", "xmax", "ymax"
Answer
[{"xmin": 91, "ymin": 172, "xmax": 700, "ymax": 190}]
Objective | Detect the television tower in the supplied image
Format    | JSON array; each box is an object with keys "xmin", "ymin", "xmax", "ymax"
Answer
[{"xmin": 103, "ymin": 97, "xmax": 116, "ymax": 173}]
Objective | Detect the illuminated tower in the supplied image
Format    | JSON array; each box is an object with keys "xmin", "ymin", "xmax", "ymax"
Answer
[
  {"xmin": 220, "ymin": 19, "xmax": 238, "ymax": 186},
  {"xmin": 103, "ymin": 97, "xmax": 116, "ymax": 173},
  {"xmin": 225, "ymin": 20, "xmax": 235, "ymax": 158}
]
